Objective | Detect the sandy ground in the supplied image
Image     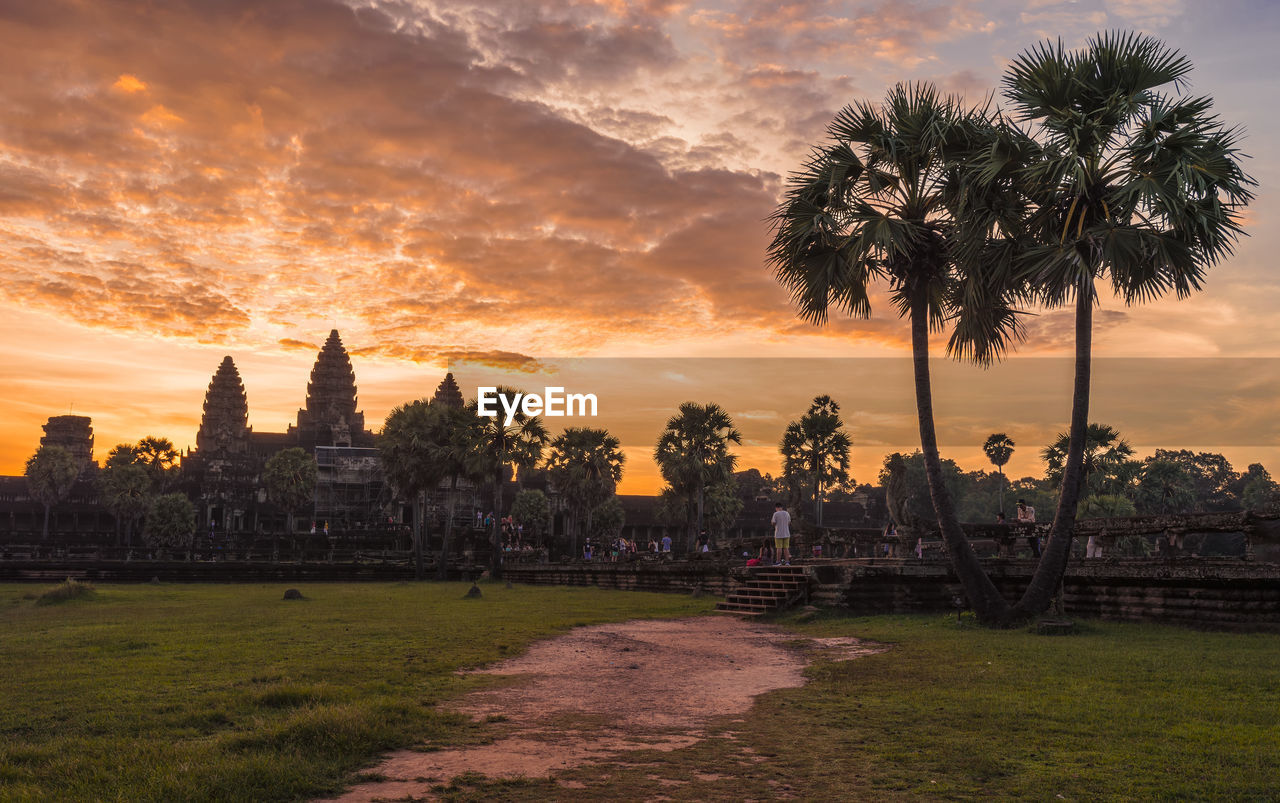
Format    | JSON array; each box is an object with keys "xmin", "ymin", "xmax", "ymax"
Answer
[{"xmin": 324, "ymin": 617, "xmax": 885, "ymax": 802}]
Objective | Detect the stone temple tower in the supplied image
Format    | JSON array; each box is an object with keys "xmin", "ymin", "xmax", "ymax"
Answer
[
  {"xmin": 40, "ymin": 415, "xmax": 94, "ymax": 473},
  {"xmin": 432, "ymin": 372, "xmax": 465, "ymax": 409},
  {"xmin": 195, "ymin": 356, "xmax": 250, "ymax": 454},
  {"xmin": 292, "ymin": 330, "xmax": 372, "ymax": 449}
]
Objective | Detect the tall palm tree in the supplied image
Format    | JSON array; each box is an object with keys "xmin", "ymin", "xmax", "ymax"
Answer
[
  {"xmin": 982, "ymin": 433, "xmax": 1015, "ymax": 514},
  {"xmin": 545, "ymin": 427, "xmax": 625, "ymax": 558},
  {"xmin": 467, "ymin": 387, "xmax": 549, "ymax": 577},
  {"xmin": 768, "ymin": 83, "xmax": 1019, "ymax": 622},
  {"xmin": 654, "ymin": 402, "xmax": 741, "ymax": 551},
  {"xmin": 999, "ymin": 32, "xmax": 1254, "ymax": 616},
  {"xmin": 780, "ymin": 395, "xmax": 852, "ymax": 526},
  {"xmin": 24, "ymin": 445, "xmax": 80, "ymax": 541},
  {"xmin": 435, "ymin": 406, "xmax": 487, "ymax": 580},
  {"xmin": 379, "ymin": 400, "xmax": 449, "ymax": 580}
]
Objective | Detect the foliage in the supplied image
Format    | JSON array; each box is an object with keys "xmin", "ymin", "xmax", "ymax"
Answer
[
  {"xmin": 34, "ymin": 578, "xmax": 96, "ymax": 606},
  {"xmin": 262, "ymin": 447, "xmax": 319, "ymax": 521},
  {"xmin": 1041, "ymin": 423, "xmax": 1135, "ymax": 498},
  {"xmin": 587, "ymin": 496, "xmax": 626, "ymax": 541},
  {"xmin": 1079, "ymin": 493, "xmax": 1138, "ymax": 520},
  {"xmin": 135, "ymin": 436, "xmax": 181, "ymax": 492},
  {"xmin": 98, "ymin": 462, "xmax": 153, "ymax": 544},
  {"xmin": 1239, "ymin": 464, "xmax": 1280, "ymax": 510},
  {"xmin": 24, "ymin": 445, "xmax": 80, "ymax": 540},
  {"xmin": 1147, "ymin": 449, "xmax": 1238, "ymax": 512},
  {"xmin": 733, "ymin": 468, "xmax": 775, "ymax": 503},
  {"xmin": 466, "ymin": 388, "xmax": 549, "ymax": 573},
  {"xmin": 143, "ymin": 493, "xmax": 196, "ymax": 550},
  {"xmin": 779, "ymin": 395, "xmax": 852, "ymax": 525},
  {"xmin": 1133, "ymin": 459, "xmax": 1196, "ymax": 515},
  {"xmin": 509, "ymin": 489, "xmax": 550, "ymax": 537},
  {"xmin": 654, "ymin": 402, "xmax": 740, "ymax": 545},
  {"xmin": 545, "ymin": 427, "xmax": 624, "ymax": 553}
]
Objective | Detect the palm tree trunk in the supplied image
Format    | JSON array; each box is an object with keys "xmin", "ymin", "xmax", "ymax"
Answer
[
  {"xmin": 1014, "ymin": 275, "xmax": 1093, "ymax": 618},
  {"xmin": 438, "ymin": 476, "xmax": 457, "ymax": 581},
  {"xmin": 693, "ymin": 484, "xmax": 705, "ymax": 552},
  {"xmin": 490, "ymin": 471, "xmax": 504, "ymax": 578},
  {"xmin": 413, "ymin": 490, "xmax": 425, "ymax": 581},
  {"xmin": 910, "ymin": 289, "xmax": 1010, "ymax": 624},
  {"xmin": 42, "ymin": 504, "xmax": 50, "ymax": 541}
]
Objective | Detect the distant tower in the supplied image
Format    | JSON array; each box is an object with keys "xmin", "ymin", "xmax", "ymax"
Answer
[
  {"xmin": 433, "ymin": 372, "xmax": 465, "ymax": 410},
  {"xmin": 292, "ymin": 330, "xmax": 372, "ymax": 449},
  {"xmin": 195, "ymin": 356, "xmax": 250, "ymax": 454},
  {"xmin": 40, "ymin": 415, "xmax": 94, "ymax": 470}
]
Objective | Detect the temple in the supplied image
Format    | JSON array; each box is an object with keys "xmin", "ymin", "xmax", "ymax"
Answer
[{"xmin": 181, "ymin": 330, "xmax": 379, "ymax": 532}]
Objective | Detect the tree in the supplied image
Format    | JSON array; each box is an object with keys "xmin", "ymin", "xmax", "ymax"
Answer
[
  {"xmin": 510, "ymin": 489, "xmax": 551, "ymax": 546},
  {"xmin": 1078, "ymin": 493, "xmax": 1137, "ymax": 520},
  {"xmin": 1041, "ymin": 423, "xmax": 1135, "ymax": 499},
  {"xmin": 1148, "ymin": 449, "xmax": 1238, "ymax": 512},
  {"xmin": 780, "ymin": 395, "xmax": 852, "ymax": 526},
  {"xmin": 768, "ymin": 83, "xmax": 1019, "ymax": 622},
  {"xmin": 262, "ymin": 447, "xmax": 317, "ymax": 556},
  {"xmin": 379, "ymin": 400, "xmax": 450, "ymax": 581},
  {"xmin": 588, "ymin": 496, "xmax": 626, "ymax": 543},
  {"xmin": 143, "ymin": 493, "xmax": 196, "ymax": 557},
  {"xmin": 1133, "ymin": 459, "xmax": 1196, "ymax": 515},
  {"xmin": 434, "ymin": 406, "xmax": 487, "ymax": 580},
  {"xmin": 98, "ymin": 462, "xmax": 152, "ymax": 547},
  {"xmin": 135, "ymin": 436, "xmax": 180, "ymax": 492},
  {"xmin": 24, "ymin": 445, "xmax": 79, "ymax": 541},
  {"xmin": 1000, "ymin": 31, "xmax": 1254, "ymax": 619},
  {"xmin": 546, "ymin": 427, "xmax": 624, "ymax": 559},
  {"xmin": 1240, "ymin": 464, "xmax": 1280, "ymax": 510},
  {"xmin": 983, "ymin": 433, "xmax": 1015, "ymax": 515},
  {"xmin": 468, "ymin": 388, "xmax": 549, "ymax": 577},
  {"xmin": 654, "ymin": 402, "xmax": 741, "ymax": 551}
]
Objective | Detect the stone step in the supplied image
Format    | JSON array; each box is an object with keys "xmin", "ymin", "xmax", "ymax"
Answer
[{"xmin": 712, "ymin": 607, "xmax": 765, "ymax": 617}]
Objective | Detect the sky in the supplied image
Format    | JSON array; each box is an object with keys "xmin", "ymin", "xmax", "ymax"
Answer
[{"xmin": 2, "ymin": 0, "xmax": 1279, "ymax": 493}]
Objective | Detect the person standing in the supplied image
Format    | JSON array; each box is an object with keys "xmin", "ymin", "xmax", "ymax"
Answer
[
  {"xmin": 1017, "ymin": 499, "xmax": 1040, "ymax": 557},
  {"xmin": 660, "ymin": 533, "xmax": 672, "ymax": 558},
  {"xmin": 771, "ymin": 502, "xmax": 792, "ymax": 565}
]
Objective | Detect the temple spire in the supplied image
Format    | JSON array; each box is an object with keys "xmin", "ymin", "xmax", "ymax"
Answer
[
  {"xmin": 196, "ymin": 356, "xmax": 249, "ymax": 454},
  {"xmin": 293, "ymin": 330, "xmax": 371, "ymax": 448},
  {"xmin": 433, "ymin": 372, "xmax": 465, "ymax": 410}
]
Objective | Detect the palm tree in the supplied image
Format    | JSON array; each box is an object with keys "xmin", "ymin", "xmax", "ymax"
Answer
[
  {"xmin": 135, "ymin": 436, "xmax": 180, "ymax": 492},
  {"xmin": 379, "ymin": 400, "xmax": 451, "ymax": 581},
  {"xmin": 24, "ymin": 445, "xmax": 80, "ymax": 541},
  {"xmin": 467, "ymin": 388, "xmax": 549, "ymax": 577},
  {"xmin": 546, "ymin": 427, "xmax": 625, "ymax": 559},
  {"xmin": 436, "ymin": 406, "xmax": 487, "ymax": 580},
  {"xmin": 983, "ymin": 433, "xmax": 1015, "ymax": 514},
  {"xmin": 998, "ymin": 32, "xmax": 1254, "ymax": 618},
  {"xmin": 654, "ymin": 402, "xmax": 740, "ymax": 551},
  {"xmin": 780, "ymin": 395, "xmax": 852, "ymax": 526},
  {"xmin": 1041, "ymin": 423, "xmax": 1134, "ymax": 499},
  {"xmin": 262, "ymin": 447, "xmax": 318, "ymax": 560},
  {"xmin": 768, "ymin": 83, "xmax": 1018, "ymax": 622},
  {"xmin": 99, "ymin": 462, "xmax": 152, "ymax": 547},
  {"xmin": 143, "ymin": 493, "xmax": 197, "ymax": 559}
]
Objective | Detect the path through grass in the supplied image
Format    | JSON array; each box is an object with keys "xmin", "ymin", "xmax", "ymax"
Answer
[{"xmin": 0, "ymin": 581, "xmax": 711, "ymax": 801}]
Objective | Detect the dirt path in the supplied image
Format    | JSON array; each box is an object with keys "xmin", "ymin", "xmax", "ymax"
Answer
[{"xmin": 325, "ymin": 616, "xmax": 884, "ymax": 802}]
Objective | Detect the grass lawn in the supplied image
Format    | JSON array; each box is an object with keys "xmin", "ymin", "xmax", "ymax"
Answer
[
  {"xmin": 3, "ymin": 583, "xmax": 1278, "ymax": 802},
  {"xmin": 0, "ymin": 581, "xmax": 711, "ymax": 801},
  {"xmin": 449, "ymin": 611, "xmax": 1280, "ymax": 802}
]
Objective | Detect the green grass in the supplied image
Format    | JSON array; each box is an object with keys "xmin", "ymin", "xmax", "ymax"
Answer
[
  {"xmin": 3, "ymin": 585, "xmax": 1278, "ymax": 802},
  {"xmin": 0, "ymin": 581, "xmax": 712, "ymax": 801},
  {"xmin": 447, "ymin": 612, "xmax": 1280, "ymax": 802}
]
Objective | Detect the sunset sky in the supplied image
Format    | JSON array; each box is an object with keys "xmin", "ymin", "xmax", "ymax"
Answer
[{"xmin": 2, "ymin": 0, "xmax": 1278, "ymax": 493}]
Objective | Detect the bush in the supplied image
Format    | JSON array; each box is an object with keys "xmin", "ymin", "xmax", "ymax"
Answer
[{"xmin": 35, "ymin": 578, "xmax": 96, "ymax": 605}]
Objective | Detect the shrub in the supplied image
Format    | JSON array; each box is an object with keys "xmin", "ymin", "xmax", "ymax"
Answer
[{"xmin": 35, "ymin": 578, "xmax": 96, "ymax": 605}]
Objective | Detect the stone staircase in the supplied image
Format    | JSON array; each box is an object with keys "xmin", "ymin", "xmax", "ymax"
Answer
[{"xmin": 714, "ymin": 564, "xmax": 810, "ymax": 617}]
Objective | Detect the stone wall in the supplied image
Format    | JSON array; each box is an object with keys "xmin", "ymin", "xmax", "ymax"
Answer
[{"xmin": 502, "ymin": 560, "xmax": 736, "ymax": 597}]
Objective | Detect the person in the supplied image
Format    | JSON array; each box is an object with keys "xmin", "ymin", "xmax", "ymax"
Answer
[
  {"xmin": 995, "ymin": 512, "xmax": 1006, "ymax": 525},
  {"xmin": 697, "ymin": 531, "xmax": 710, "ymax": 553},
  {"xmin": 648, "ymin": 537, "xmax": 658, "ymax": 554},
  {"xmin": 915, "ymin": 537, "xmax": 924, "ymax": 559},
  {"xmin": 758, "ymin": 538, "xmax": 774, "ymax": 565},
  {"xmin": 1086, "ymin": 534, "xmax": 1103, "ymax": 558},
  {"xmin": 660, "ymin": 533, "xmax": 672, "ymax": 557},
  {"xmin": 771, "ymin": 502, "xmax": 792, "ymax": 565},
  {"xmin": 1016, "ymin": 499, "xmax": 1035, "ymax": 523},
  {"xmin": 1016, "ymin": 500, "xmax": 1040, "ymax": 557}
]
